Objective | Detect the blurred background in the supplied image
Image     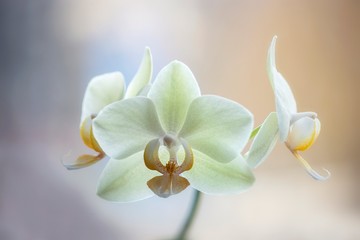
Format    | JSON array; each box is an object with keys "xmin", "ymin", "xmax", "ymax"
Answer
[{"xmin": 1, "ymin": 0, "xmax": 359, "ymax": 239}]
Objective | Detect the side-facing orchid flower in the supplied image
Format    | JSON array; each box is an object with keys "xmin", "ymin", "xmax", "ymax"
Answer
[
  {"xmin": 263, "ymin": 36, "xmax": 330, "ymax": 180},
  {"xmin": 93, "ymin": 61, "xmax": 255, "ymax": 202},
  {"xmin": 63, "ymin": 47, "xmax": 153, "ymax": 170}
]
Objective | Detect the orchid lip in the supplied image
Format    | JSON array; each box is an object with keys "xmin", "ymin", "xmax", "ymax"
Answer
[
  {"xmin": 291, "ymin": 150, "xmax": 330, "ymax": 181},
  {"xmin": 63, "ymin": 152, "xmax": 105, "ymax": 170},
  {"xmin": 144, "ymin": 135, "xmax": 194, "ymax": 198}
]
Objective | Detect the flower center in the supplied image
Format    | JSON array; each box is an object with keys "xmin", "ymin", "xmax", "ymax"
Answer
[{"xmin": 144, "ymin": 134, "xmax": 194, "ymax": 198}]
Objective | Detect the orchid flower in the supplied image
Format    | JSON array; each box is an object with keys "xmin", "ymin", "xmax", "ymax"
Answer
[
  {"xmin": 92, "ymin": 61, "xmax": 255, "ymax": 202},
  {"xmin": 247, "ymin": 36, "xmax": 329, "ymax": 180},
  {"xmin": 63, "ymin": 48, "xmax": 152, "ymax": 170}
]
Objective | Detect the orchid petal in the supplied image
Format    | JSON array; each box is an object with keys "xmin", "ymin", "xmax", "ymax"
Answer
[
  {"xmin": 81, "ymin": 72, "xmax": 125, "ymax": 123},
  {"xmin": 182, "ymin": 150, "xmax": 254, "ymax": 194},
  {"xmin": 246, "ymin": 112, "xmax": 279, "ymax": 168},
  {"xmin": 148, "ymin": 61, "xmax": 201, "ymax": 133},
  {"xmin": 97, "ymin": 153, "xmax": 158, "ymax": 202},
  {"xmin": 124, "ymin": 47, "xmax": 153, "ymax": 98},
  {"xmin": 292, "ymin": 151, "xmax": 330, "ymax": 181},
  {"xmin": 267, "ymin": 36, "xmax": 297, "ymax": 141},
  {"xmin": 179, "ymin": 95, "xmax": 253, "ymax": 163},
  {"xmin": 63, "ymin": 153, "xmax": 105, "ymax": 170},
  {"xmin": 93, "ymin": 97, "xmax": 165, "ymax": 159}
]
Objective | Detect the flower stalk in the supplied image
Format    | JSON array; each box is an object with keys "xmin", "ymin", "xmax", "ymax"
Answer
[{"xmin": 175, "ymin": 190, "xmax": 202, "ymax": 240}]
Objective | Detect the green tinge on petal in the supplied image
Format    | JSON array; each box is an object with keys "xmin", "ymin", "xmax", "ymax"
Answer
[
  {"xmin": 246, "ymin": 112, "xmax": 279, "ymax": 169},
  {"xmin": 93, "ymin": 97, "xmax": 165, "ymax": 160},
  {"xmin": 97, "ymin": 153, "xmax": 158, "ymax": 202},
  {"xmin": 182, "ymin": 150, "xmax": 255, "ymax": 195},
  {"xmin": 249, "ymin": 124, "xmax": 262, "ymax": 140},
  {"xmin": 179, "ymin": 95, "xmax": 253, "ymax": 163},
  {"xmin": 148, "ymin": 61, "xmax": 201, "ymax": 133},
  {"xmin": 81, "ymin": 72, "xmax": 125, "ymax": 123},
  {"xmin": 267, "ymin": 36, "xmax": 297, "ymax": 141},
  {"xmin": 124, "ymin": 47, "xmax": 153, "ymax": 98}
]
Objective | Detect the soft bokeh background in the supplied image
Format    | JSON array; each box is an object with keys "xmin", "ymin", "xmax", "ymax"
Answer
[{"xmin": 1, "ymin": 0, "xmax": 359, "ymax": 239}]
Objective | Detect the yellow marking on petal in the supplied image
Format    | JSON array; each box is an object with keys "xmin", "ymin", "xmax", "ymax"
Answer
[
  {"xmin": 144, "ymin": 139, "xmax": 166, "ymax": 173},
  {"xmin": 80, "ymin": 116, "xmax": 93, "ymax": 149},
  {"xmin": 80, "ymin": 115, "xmax": 103, "ymax": 153},
  {"xmin": 287, "ymin": 117, "xmax": 321, "ymax": 152},
  {"xmin": 292, "ymin": 151, "xmax": 330, "ymax": 181},
  {"xmin": 293, "ymin": 125, "xmax": 317, "ymax": 151},
  {"xmin": 89, "ymin": 122, "xmax": 103, "ymax": 153}
]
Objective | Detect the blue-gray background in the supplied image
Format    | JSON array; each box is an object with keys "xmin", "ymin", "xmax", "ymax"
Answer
[{"xmin": 1, "ymin": 1, "xmax": 359, "ymax": 239}]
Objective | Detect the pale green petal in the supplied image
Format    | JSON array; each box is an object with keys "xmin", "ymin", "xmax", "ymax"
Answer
[
  {"xmin": 179, "ymin": 95, "xmax": 253, "ymax": 163},
  {"xmin": 97, "ymin": 153, "xmax": 158, "ymax": 202},
  {"xmin": 93, "ymin": 97, "xmax": 165, "ymax": 159},
  {"xmin": 124, "ymin": 47, "xmax": 153, "ymax": 98},
  {"xmin": 246, "ymin": 112, "xmax": 279, "ymax": 169},
  {"xmin": 267, "ymin": 36, "xmax": 297, "ymax": 141},
  {"xmin": 81, "ymin": 72, "xmax": 125, "ymax": 123},
  {"xmin": 148, "ymin": 61, "xmax": 201, "ymax": 133},
  {"xmin": 182, "ymin": 150, "xmax": 254, "ymax": 194}
]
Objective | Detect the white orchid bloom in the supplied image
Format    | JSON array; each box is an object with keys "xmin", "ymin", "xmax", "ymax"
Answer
[
  {"xmin": 93, "ymin": 61, "xmax": 255, "ymax": 202},
  {"xmin": 262, "ymin": 36, "xmax": 329, "ymax": 180},
  {"xmin": 64, "ymin": 47, "xmax": 152, "ymax": 170}
]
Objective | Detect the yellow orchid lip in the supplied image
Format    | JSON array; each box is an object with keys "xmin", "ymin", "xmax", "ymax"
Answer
[{"xmin": 144, "ymin": 136, "xmax": 194, "ymax": 198}]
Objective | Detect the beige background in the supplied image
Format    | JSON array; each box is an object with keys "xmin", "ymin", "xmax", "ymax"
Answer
[{"xmin": 1, "ymin": 0, "xmax": 359, "ymax": 239}]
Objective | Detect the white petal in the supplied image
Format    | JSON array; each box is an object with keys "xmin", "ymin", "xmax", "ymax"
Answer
[
  {"xmin": 267, "ymin": 36, "xmax": 297, "ymax": 141},
  {"xmin": 179, "ymin": 95, "xmax": 253, "ymax": 163},
  {"xmin": 124, "ymin": 47, "xmax": 153, "ymax": 98},
  {"xmin": 246, "ymin": 112, "xmax": 279, "ymax": 169},
  {"xmin": 81, "ymin": 72, "xmax": 125, "ymax": 123},
  {"xmin": 97, "ymin": 153, "xmax": 158, "ymax": 202},
  {"xmin": 93, "ymin": 97, "xmax": 165, "ymax": 159},
  {"xmin": 148, "ymin": 61, "xmax": 201, "ymax": 133},
  {"xmin": 182, "ymin": 150, "xmax": 255, "ymax": 195}
]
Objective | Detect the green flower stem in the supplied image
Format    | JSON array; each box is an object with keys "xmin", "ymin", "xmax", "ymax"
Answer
[{"xmin": 175, "ymin": 190, "xmax": 202, "ymax": 240}]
